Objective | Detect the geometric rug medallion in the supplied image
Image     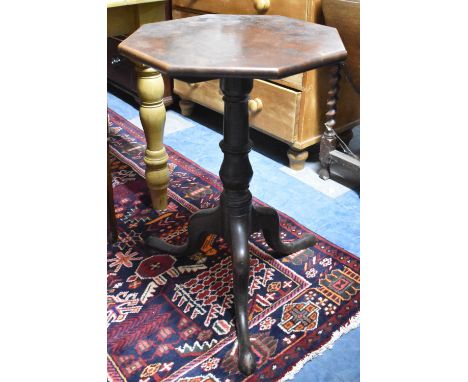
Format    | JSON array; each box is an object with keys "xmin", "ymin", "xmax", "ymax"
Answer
[{"xmin": 107, "ymin": 109, "xmax": 360, "ymax": 382}]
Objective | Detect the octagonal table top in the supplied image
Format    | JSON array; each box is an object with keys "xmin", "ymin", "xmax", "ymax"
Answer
[{"xmin": 118, "ymin": 14, "xmax": 346, "ymax": 80}]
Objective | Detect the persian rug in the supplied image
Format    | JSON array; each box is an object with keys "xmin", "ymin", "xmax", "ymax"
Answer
[{"xmin": 107, "ymin": 108, "xmax": 360, "ymax": 382}]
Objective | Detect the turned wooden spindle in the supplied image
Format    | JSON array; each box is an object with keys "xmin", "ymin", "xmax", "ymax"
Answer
[
  {"xmin": 135, "ymin": 63, "xmax": 169, "ymax": 210},
  {"xmin": 319, "ymin": 63, "xmax": 342, "ymax": 180},
  {"xmin": 325, "ymin": 64, "xmax": 341, "ymax": 130}
]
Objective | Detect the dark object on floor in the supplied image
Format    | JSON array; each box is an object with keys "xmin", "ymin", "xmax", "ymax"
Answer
[
  {"xmin": 119, "ymin": 14, "xmax": 347, "ymax": 375},
  {"xmin": 107, "ymin": 108, "xmax": 360, "ymax": 381},
  {"xmin": 319, "ymin": 127, "xmax": 360, "ymax": 187},
  {"xmin": 329, "ymin": 150, "xmax": 360, "ymax": 185},
  {"xmin": 319, "ymin": 0, "xmax": 360, "ymax": 185}
]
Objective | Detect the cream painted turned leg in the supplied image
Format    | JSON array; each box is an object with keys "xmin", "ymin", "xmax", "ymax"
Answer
[
  {"xmin": 135, "ymin": 63, "xmax": 169, "ymax": 210},
  {"xmin": 287, "ymin": 148, "xmax": 309, "ymax": 171}
]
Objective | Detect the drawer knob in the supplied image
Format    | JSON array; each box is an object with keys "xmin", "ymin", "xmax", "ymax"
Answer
[
  {"xmin": 189, "ymin": 82, "xmax": 199, "ymax": 89},
  {"xmin": 248, "ymin": 98, "xmax": 263, "ymax": 113},
  {"xmin": 253, "ymin": 0, "xmax": 270, "ymax": 12}
]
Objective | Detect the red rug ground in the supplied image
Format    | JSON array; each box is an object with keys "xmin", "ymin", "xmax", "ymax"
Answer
[{"xmin": 107, "ymin": 109, "xmax": 360, "ymax": 382}]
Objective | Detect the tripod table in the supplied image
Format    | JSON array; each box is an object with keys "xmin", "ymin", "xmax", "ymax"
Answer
[{"xmin": 119, "ymin": 14, "xmax": 347, "ymax": 375}]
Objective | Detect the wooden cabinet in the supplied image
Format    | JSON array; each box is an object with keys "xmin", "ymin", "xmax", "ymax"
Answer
[{"xmin": 172, "ymin": 1, "xmax": 360, "ymax": 169}]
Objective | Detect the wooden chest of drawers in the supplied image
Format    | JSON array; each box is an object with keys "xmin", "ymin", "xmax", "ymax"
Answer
[{"xmin": 172, "ymin": 0, "xmax": 360, "ymax": 170}]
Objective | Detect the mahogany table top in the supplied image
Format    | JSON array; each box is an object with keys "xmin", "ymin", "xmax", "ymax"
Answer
[{"xmin": 119, "ymin": 14, "xmax": 346, "ymax": 80}]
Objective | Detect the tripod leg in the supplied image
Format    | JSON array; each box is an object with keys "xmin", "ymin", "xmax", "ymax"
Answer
[
  {"xmin": 253, "ymin": 205, "xmax": 316, "ymax": 256},
  {"xmin": 228, "ymin": 216, "xmax": 256, "ymax": 375},
  {"xmin": 146, "ymin": 206, "xmax": 221, "ymax": 256}
]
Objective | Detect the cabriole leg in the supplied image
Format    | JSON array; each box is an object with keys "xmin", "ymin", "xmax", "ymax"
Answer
[
  {"xmin": 146, "ymin": 206, "xmax": 222, "ymax": 256},
  {"xmin": 253, "ymin": 205, "xmax": 316, "ymax": 256},
  {"xmin": 228, "ymin": 216, "xmax": 256, "ymax": 375}
]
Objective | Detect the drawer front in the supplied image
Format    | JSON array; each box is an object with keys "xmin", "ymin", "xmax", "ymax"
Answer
[
  {"xmin": 274, "ymin": 73, "xmax": 303, "ymax": 90},
  {"xmin": 174, "ymin": 79, "xmax": 301, "ymax": 143},
  {"xmin": 172, "ymin": 8, "xmax": 304, "ymax": 90},
  {"xmin": 173, "ymin": 0, "xmax": 309, "ymax": 21},
  {"xmin": 172, "ymin": 8, "xmax": 202, "ymax": 19}
]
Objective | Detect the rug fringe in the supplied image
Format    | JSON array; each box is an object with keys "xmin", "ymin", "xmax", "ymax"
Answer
[{"xmin": 279, "ymin": 312, "xmax": 360, "ymax": 382}]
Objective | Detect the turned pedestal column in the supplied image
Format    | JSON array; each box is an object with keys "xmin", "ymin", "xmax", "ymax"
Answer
[{"xmin": 147, "ymin": 77, "xmax": 316, "ymax": 374}]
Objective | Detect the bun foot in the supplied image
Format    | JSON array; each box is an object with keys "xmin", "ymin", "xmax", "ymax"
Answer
[
  {"xmin": 287, "ymin": 148, "xmax": 308, "ymax": 171},
  {"xmin": 238, "ymin": 348, "xmax": 256, "ymax": 375},
  {"xmin": 179, "ymin": 99, "xmax": 195, "ymax": 116}
]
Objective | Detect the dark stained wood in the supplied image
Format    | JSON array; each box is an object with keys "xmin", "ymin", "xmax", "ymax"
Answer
[
  {"xmin": 145, "ymin": 78, "xmax": 316, "ymax": 375},
  {"xmin": 319, "ymin": 62, "xmax": 360, "ymax": 186},
  {"xmin": 118, "ymin": 14, "xmax": 347, "ymax": 79},
  {"xmin": 319, "ymin": 64, "xmax": 341, "ymax": 180},
  {"xmin": 329, "ymin": 149, "xmax": 360, "ymax": 187},
  {"xmin": 122, "ymin": 14, "xmax": 344, "ymax": 375}
]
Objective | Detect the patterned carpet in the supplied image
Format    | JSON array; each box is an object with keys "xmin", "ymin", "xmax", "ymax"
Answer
[{"xmin": 107, "ymin": 109, "xmax": 360, "ymax": 382}]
